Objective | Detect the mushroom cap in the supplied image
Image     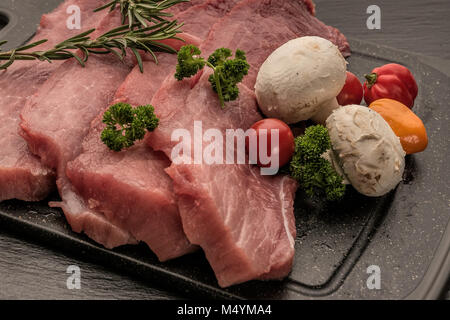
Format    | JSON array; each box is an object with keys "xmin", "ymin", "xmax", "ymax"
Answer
[
  {"xmin": 326, "ymin": 105, "xmax": 406, "ymax": 197},
  {"xmin": 255, "ymin": 36, "xmax": 347, "ymax": 124}
]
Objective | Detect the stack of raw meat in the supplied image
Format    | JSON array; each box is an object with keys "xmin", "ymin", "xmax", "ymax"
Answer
[{"xmin": 0, "ymin": 0, "xmax": 350, "ymax": 287}]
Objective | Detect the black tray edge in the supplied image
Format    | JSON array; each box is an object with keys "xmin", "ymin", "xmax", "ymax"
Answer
[
  {"xmin": 405, "ymin": 218, "xmax": 450, "ymax": 300},
  {"xmin": 0, "ymin": 9, "xmax": 448, "ymax": 297}
]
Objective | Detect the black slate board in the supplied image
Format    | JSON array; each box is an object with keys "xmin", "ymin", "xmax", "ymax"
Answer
[{"xmin": 0, "ymin": 0, "xmax": 449, "ymax": 300}]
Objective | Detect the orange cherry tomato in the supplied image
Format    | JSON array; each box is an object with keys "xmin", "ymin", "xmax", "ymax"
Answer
[{"xmin": 369, "ymin": 98, "xmax": 428, "ymax": 154}]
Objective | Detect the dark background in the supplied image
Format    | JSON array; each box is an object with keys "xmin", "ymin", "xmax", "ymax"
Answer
[{"xmin": 0, "ymin": 0, "xmax": 449, "ymax": 299}]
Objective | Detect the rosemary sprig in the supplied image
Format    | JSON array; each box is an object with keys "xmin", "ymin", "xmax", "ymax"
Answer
[
  {"xmin": 94, "ymin": 0, "xmax": 190, "ymax": 28},
  {"xmin": 0, "ymin": 21, "xmax": 184, "ymax": 72}
]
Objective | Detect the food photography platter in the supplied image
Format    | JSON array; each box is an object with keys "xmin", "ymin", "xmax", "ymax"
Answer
[{"xmin": 0, "ymin": 0, "xmax": 448, "ymax": 303}]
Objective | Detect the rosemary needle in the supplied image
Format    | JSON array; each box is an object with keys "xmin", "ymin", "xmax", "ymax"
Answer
[
  {"xmin": 0, "ymin": 21, "xmax": 184, "ymax": 72},
  {"xmin": 94, "ymin": 0, "xmax": 190, "ymax": 28},
  {"xmin": 0, "ymin": 0, "xmax": 189, "ymax": 71}
]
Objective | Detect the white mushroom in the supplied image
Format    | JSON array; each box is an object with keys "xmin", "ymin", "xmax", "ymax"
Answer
[
  {"xmin": 255, "ymin": 36, "xmax": 347, "ymax": 124},
  {"xmin": 326, "ymin": 105, "xmax": 406, "ymax": 197}
]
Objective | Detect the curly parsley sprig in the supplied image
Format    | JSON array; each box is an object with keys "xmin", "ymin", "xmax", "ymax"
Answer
[
  {"xmin": 101, "ymin": 103, "xmax": 159, "ymax": 151},
  {"xmin": 289, "ymin": 125, "xmax": 346, "ymax": 202},
  {"xmin": 174, "ymin": 45, "xmax": 250, "ymax": 108}
]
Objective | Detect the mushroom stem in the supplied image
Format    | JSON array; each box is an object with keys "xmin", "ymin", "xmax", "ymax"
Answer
[
  {"xmin": 321, "ymin": 149, "xmax": 350, "ymax": 185},
  {"xmin": 311, "ymin": 97, "xmax": 340, "ymax": 125}
]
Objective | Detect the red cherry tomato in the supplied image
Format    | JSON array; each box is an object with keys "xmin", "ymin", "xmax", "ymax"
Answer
[
  {"xmin": 364, "ymin": 63, "xmax": 418, "ymax": 109},
  {"xmin": 246, "ymin": 119, "xmax": 295, "ymax": 168},
  {"xmin": 337, "ymin": 71, "xmax": 363, "ymax": 105}
]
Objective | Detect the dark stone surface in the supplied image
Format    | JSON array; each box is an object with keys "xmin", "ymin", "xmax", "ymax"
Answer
[{"xmin": 0, "ymin": 0, "xmax": 448, "ymax": 300}]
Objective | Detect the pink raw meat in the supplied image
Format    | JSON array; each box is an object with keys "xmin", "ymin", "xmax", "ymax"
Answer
[
  {"xmin": 65, "ymin": 57, "xmax": 201, "ymax": 260},
  {"xmin": 175, "ymin": 0, "xmax": 243, "ymax": 40},
  {"xmin": 167, "ymin": 0, "xmax": 208, "ymax": 15},
  {"xmin": 0, "ymin": 0, "xmax": 109, "ymax": 201},
  {"xmin": 20, "ymin": 11, "xmax": 139, "ymax": 248},
  {"xmin": 145, "ymin": 0, "xmax": 351, "ymax": 286},
  {"xmin": 147, "ymin": 69, "xmax": 298, "ymax": 287},
  {"xmin": 166, "ymin": 163, "xmax": 298, "ymax": 286},
  {"xmin": 67, "ymin": 114, "xmax": 196, "ymax": 260},
  {"xmin": 64, "ymin": 0, "xmax": 245, "ymax": 259},
  {"xmin": 199, "ymin": 0, "xmax": 350, "ymax": 89}
]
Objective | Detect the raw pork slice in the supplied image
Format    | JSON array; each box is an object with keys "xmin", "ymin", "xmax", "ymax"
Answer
[
  {"xmin": 148, "ymin": 69, "xmax": 298, "ymax": 287},
  {"xmin": 145, "ymin": 0, "xmax": 350, "ymax": 286},
  {"xmin": 67, "ymin": 114, "xmax": 196, "ymax": 260},
  {"xmin": 175, "ymin": 0, "xmax": 243, "ymax": 39},
  {"xmin": 64, "ymin": 0, "xmax": 245, "ymax": 259},
  {"xmin": 166, "ymin": 163, "xmax": 298, "ymax": 286},
  {"xmin": 167, "ymin": 0, "xmax": 208, "ymax": 15},
  {"xmin": 199, "ymin": 0, "xmax": 350, "ymax": 89},
  {"xmin": 0, "ymin": 0, "xmax": 108, "ymax": 201},
  {"xmin": 149, "ymin": 0, "xmax": 350, "ymax": 155},
  {"xmin": 65, "ymin": 57, "xmax": 200, "ymax": 260},
  {"xmin": 20, "ymin": 11, "xmax": 140, "ymax": 248},
  {"xmin": 148, "ymin": 71, "xmax": 298, "ymax": 287}
]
